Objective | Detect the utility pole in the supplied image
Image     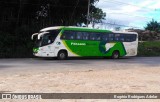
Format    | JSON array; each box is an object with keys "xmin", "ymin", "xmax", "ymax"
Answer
[{"xmin": 87, "ymin": 0, "xmax": 90, "ymax": 27}]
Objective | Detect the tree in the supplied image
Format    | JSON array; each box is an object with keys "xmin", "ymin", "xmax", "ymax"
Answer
[
  {"xmin": 0, "ymin": 0, "xmax": 106, "ymax": 57},
  {"xmin": 90, "ymin": 8, "xmax": 106, "ymax": 28},
  {"xmin": 145, "ymin": 19, "xmax": 160, "ymax": 32},
  {"xmin": 0, "ymin": 0, "xmax": 105, "ymax": 29}
]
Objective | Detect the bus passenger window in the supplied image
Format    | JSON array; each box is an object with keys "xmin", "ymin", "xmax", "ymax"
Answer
[
  {"xmin": 109, "ymin": 34, "xmax": 114, "ymax": 41},
  {"xmin": 125, "ymin": 35, "xmax": 132, "ymax": 42},
  {"xmin": 132, "ymin": 34, "xmax": 137, "ymax": 41},
  {"xmin": 61, "ymin": 31, "xmax": 68, "ymax": 39},
  {"xmin": 119, "ymin": 34, "xmax": 124, "ymax": 41},
  {"xmin": 90, "ymin": 33, "xmax": 96, "ymax": 40},
  {"xmin": 68, "ymin": 31, "xmax": 75, "ymax": 40},
  {"xmin": 61, "ymin": 34, "xmax": 66, "ymax": 39},
  {"xmin": 61, "ymin": 31, "xmax": 75, "ymax": 40},
  {"xmin": 96, "ymin": 33, "xmax": 101, "ymax": 40},
  {"xmin": 115, "ymin": 34, "xmax": 120, "ymax": 41},
  {"xmin": 102, "ymin": 34, "xmax": 109, "ymax": 41},
  {"xmin": 114, "ymin": 34, "xmax": 125, "ymax": 42},
  {"xmin": 76, "ymin": 32, "xmax": 83, "ymax": 40},
  {"xmin": 120, "ymin": 38, "xmax": 124, "ymax": 42},
  {"xmin": 83, "ymin": 32, "xmax": 89, "ymax": 40}
]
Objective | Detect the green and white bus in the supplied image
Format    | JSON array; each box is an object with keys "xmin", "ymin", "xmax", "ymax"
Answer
[{"xmin": 31, "ymin": 26, "xmax": 138, "ymax": 59}]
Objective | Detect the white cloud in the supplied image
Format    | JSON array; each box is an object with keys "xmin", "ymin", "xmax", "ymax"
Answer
[
  {"xmin": 96, "ymin": 0, "xmax": 160, "ymax": 29},
  {"xmin": 121, "ymin": 5, "xmax": 140, "ymax": 13},
  {"xmin": 148, "ymin": 2, "xmax": 160, "ymax": 9}
]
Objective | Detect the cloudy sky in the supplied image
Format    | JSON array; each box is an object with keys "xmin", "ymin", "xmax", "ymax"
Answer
[{"xmin": 96, "ymin": 0, "xmax": 160, "ymax": 29}]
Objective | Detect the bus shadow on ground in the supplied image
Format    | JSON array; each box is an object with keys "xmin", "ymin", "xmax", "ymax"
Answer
[
  {"xmin": 67, "ymin": 57, "xmax": 131, "ymax": 60},
  {"xmin": 0, "ymin": 65, "xmax": 13, "ymax": 69},
  {"xmin": 33, "ymin": 57, "xmax": 160, "ymax": 67},
  {"xmin": 34, "ymin": 56, "xmax": 131, "ymax": 61}
]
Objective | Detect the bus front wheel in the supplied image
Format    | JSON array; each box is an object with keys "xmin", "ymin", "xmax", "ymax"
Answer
[
  {"xmin": 112, "ymin": 51, "xmax": 120, "ymax": 59},
  {"xmin": 57, "ymin": 51, "xmax": 68, "ymax": 60}
]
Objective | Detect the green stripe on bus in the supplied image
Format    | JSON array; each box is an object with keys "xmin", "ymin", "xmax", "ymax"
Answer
[{"xmin": 63, "ymin": 40, "xmax": 126, "ymax": 57}]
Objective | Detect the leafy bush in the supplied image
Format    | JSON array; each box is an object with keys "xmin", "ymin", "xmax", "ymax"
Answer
[
  {"xmin": 0, "ymin": 30, "xmax": 33, "ymax": 58},
  {"xmin": 138, "ymin": 41, "xmax": 160, "ymax": 56}
]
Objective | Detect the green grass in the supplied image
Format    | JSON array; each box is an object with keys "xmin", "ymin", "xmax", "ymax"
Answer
[{"xmin": 138, "ymin": 41, "xmax": 160, "ymax": 56}]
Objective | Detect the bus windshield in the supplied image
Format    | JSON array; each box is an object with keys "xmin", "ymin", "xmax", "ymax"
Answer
[{"xmin": 34, "ymin": 30, "xmax": 60, "ymax": 47}]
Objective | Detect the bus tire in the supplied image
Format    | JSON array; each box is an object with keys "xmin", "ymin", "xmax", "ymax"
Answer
[
  {"xmin": 57, "ymin": 50, "xmax": 68, "ymax": 60},
  {"xmin": 112, "ymin": 51, "xmax": 120, "ymax": 59}
]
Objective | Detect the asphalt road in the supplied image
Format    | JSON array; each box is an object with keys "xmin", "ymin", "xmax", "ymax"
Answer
[{"xmin": 0, "ymin": 57, "xmax": 160, "ymax": 75}]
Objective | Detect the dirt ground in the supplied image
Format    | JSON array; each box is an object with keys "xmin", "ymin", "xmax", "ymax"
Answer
[{"xmin": 0, "ymin": 58, "xmax": 160, "ymax": 102}]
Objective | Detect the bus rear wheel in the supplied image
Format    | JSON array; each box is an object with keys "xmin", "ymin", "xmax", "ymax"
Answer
[
  {"xmin": 57, "ymin": 51, "xmax": 68, "ymax": 60},
  {"xmin": 112, "ymin": 51, "xmax": 120, "ymax": 59}
]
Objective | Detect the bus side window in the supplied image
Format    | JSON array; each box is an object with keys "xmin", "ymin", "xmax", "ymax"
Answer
[
  {"xmin": 90, "ymin": 33, "xmax": 96, "ymax": 40},
  {"xmin": 76, "ymin": 32, "xmax": 83, "ymax": 40},
  {"xmin": 109, "ymin": 34, "xmax": 114, "ymax": 41},
  {"xmin": 61, "ymin": 31, "xmax": 75, "ymax": 40},
  {"xmin": 119, "ymin": 34, "xmax": 125, "ymax": 42},
  {"xmin": 89, "ymin": 33, "xmax": 101, "ymax": 41},
  {"xmin": 124, "ymin": 34, "xmax": 137, "ymax": 42},
  {"xmin": 96, "ymin": 33, "xmax": 101, "ymax": 41},
  {"xmin": 115, "ymin": 34, "xmax": 120, "ymax": 41},
  {"xmin": 61, "ymin": 31, "xmax": 68, "ymax": 39},
  {"xmin": 68, "ymin": 31, "xmax": 75, "ymax": 40},
  {"xmin": 125, "ymin": 34, "xmax": 132, "ymax": 42},
  {"xmin": 83, "ymin": 32, "xmax": 89, "ymax": 40},
  {"xmin": 115, "ymin": 34, "xmax": 125, "ymax": 42},
  {"xmin": 102, "ymin": 34, "xmax": 109, "ymax": 41},
  {"xmin": 132, "ymin": 34, "xmax": 137, "ymax": 41}
]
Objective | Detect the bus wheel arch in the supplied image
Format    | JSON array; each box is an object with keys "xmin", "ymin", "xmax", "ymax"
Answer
[
  {"xmin": 57, "ymin": 50, "xmax": 68, "ymax": 60},
  {"xmin": 112, "ymin": 50, "xmax": 120, "ymax": 59}
]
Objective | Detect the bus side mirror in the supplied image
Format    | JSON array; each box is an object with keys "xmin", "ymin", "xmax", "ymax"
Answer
[
  {"xmin": 38, "ymin": 32, "xmax": 49, "ymax": 40},
  {"xmin": 31, "ymin": 33, "xmax": 38, "ymax": 40}
]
